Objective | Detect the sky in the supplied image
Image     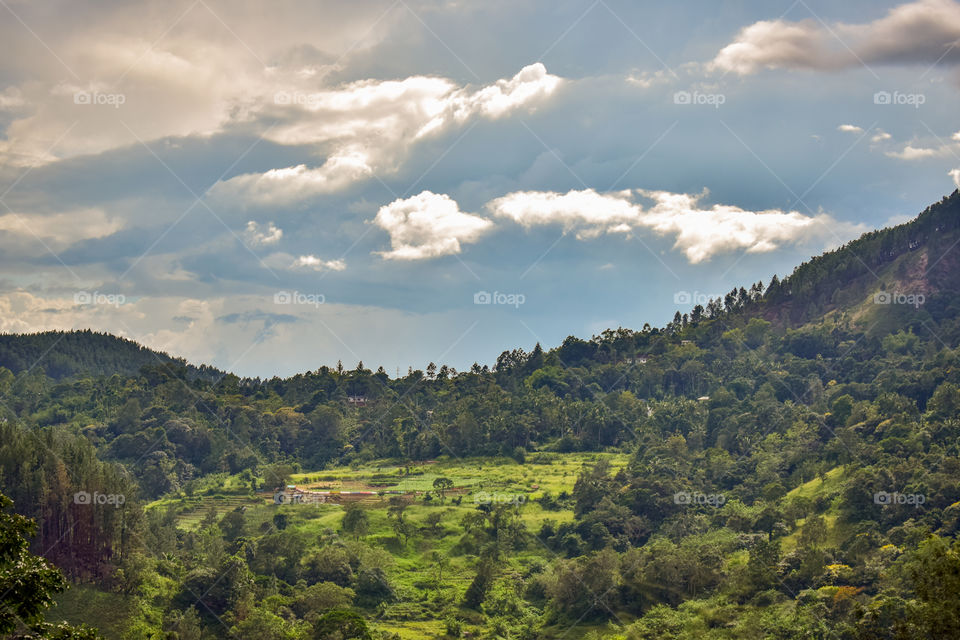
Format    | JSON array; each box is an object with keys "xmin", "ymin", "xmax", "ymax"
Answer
[{"xmin": 1, "ymin": 0, "xmax": 959, "ymax": 378}]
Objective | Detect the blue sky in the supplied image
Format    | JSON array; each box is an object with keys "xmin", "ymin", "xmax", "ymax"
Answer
[{"xmin": 1, "ymin": 0, "xmax": 959, "ymax": 377}]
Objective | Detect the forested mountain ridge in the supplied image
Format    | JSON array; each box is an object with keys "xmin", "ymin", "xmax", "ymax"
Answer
[
  {"xmin": 757, "ymin": 189, "xmax": 960, "ymax": 329},
  {"xmin": 0, "ymin": 329, "xmax": 225, "ymax": 381},
  {"xmin": 1, "ymin": 191, "xmax": 960, "ymax": 638}
]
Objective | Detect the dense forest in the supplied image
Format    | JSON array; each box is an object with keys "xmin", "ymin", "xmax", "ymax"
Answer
[{"xmin": 1, "ymin": 191, "xmax": 960, "ymax": 638}]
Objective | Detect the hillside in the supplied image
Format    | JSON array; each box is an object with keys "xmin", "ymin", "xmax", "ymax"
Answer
[
  {"xmin": 1, "ymin": 191, "xmax": 960, "ymax": 638},
  {"xmin": 0, "ymin": 329, "xmax": 224, "ymax": 381},
  {"xmin": 760, "ymin": 189, "xmax": 960, "ymax": 330}
]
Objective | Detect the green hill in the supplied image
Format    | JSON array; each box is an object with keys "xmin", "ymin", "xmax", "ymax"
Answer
[
  {"xmin": 1, "ymin": 191, "xmax": 960, "ymax": 638},
  {"xmin": 0, "ymin": 329, "xmax": 224, "ymax": 381}
]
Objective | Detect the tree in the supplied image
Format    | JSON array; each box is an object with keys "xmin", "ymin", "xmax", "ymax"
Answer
[
  {"xmin": 422, "ymin": 512, "xmax": 445, "ymax": 538},
  {"xmin": 386, "ymin": 497, "xmax": 410, "ymax": 545},
  {"xmin": 164, "ymin": 607, "xmax": 204, "ymax": 640},
  {"xmin": 354, "ymin": 568, "xmax": 395, "ymax": 607},
  {"xmin": 231, "ymin": 607, "xmax": 298, "ymax": 640},
  {"xmin": 905, "ymin": 536, "xmax": 960, "ymax": 637},
  {"xmin": 291, "ymin": 582, "xmax": 355, "ymax": 621},
  {"xmin": 114, "ymin": 398, "xmax": 141, "ymax": 434},
  {"xmin": 262, "ymin": 463, "xmax": 295, "ymax": 489},
  {"xmin": 573, "ymin": 459, "xmax": 612, "ymax": 517},
  {"xmin": 463, "ymin": 559, "xmax": 495, "ymax": 609},
  {"xmin": 312, "ymin": 610, "xmax": 372, "ymax": 640},
  {"xmin": 798, "ymin": 515, "xmax": 827, "ymax": 550},
  {"xmin": 219, "ymin": 509, "xmax": 246, "ymax": 542},
  {"xmin": 747, "ymin": 537, "xmax": 781, "ymax": 593},
  {"xmin": 548, "ymin": 549, "xmax": 619, "ymax": 620},
  {"xmin": 433, "ymin": 477, "xmax": 454, "ymax": 502},
  {"xmin": 432, "ymin": 551, "xmax": 450, "ymax": 590},
  {"xmin": 303, "ymin": 545, "xmax": 354, "ymax": 587},
  {"xmin": 341, "ymin": 505, "xmax": 369, "ymax": 540},
  {"xmin": 0, "ymin": 492, "xmax": 103, "ymax": 639}
]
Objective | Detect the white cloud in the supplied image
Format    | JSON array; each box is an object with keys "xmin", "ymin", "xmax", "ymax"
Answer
[
  {"xmin": 884, "ymin": 144, "xmax": 944, "ymax": 160},
  {"xmin": 373, "ymin": 191, "xmax": 493, "ymax": 260},
  {"xmin": 0, "ymin": 4, "xmax": 564, "ymax": 172},
  {"xmin": 211, "ymin": 159, "xmax": 373, "ymax": 208},
  {"xmin": 626, "ymin": 69, "xmax": 674, "ymax": 89},
  {"xmin": 838, "ymin": 124, "xmax": 864, "ymax": 133},
  {"xmin": 872, "ymin": 129, "xmax": 893, "ymax": 142},
  {"xmin": 464, "ymin": 62, "xmax": 563, "ymax": 119},
  {"xmin": 0, "ymin": 87, "xmax": 25, "ymax": 110},
  {"xmin": 488, "ymin": 189, "xmax": 638, "ymax": 239},
  {"xmin": 209, "ymin": 63, "xmax": 562, "ymax": 207},
  {"xmin": 0, "ymin": 0, "xmax": 405, "ymax": 167},
  {"xmin": 634, "ymin": 189, "xmax": 863, "ymax": 263},
  {"xmin": 0, "ymin": 209, "xmax": 122, "ymax": 247},
  {"xmin": 953, "ymin": 131, "xmax": 960, "ymax": 141},
  {"xmin": 489, "ymin": 187, "xmax": 865, "ymax": 263},
  {"xmin": 950, "ymin": 168, "xmax": 960, "ymax": 188},
  {"xmin": 244, "ymin": 220, "xmax": 283, "ymax": 246},
  {"xmin": 711, "ymin": 0, "xmax": 960, "ymax": 74},
  {"xmin": 711, "ymin": 19, "xmax": 832, "ymax": 75},
  {"xmin": 291, "ymin": 255, "xmax": 346, "ymax": 271}
]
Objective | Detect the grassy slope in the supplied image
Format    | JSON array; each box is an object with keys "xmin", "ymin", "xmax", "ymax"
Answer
[
  {"xmin": 138, "ymin": 454, "xmax": 629, "ymax": 638},
  {"xmin": 100, "ymin": 457, "xmax": 860, "ymax": 638}
]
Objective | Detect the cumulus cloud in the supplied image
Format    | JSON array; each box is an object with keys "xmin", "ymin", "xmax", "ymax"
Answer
[
  {"xmin": 711, "ymin": 0, "xmax": 960, "ymax": 74},
  {"xmin": 463, "ymin": 63, "xmax": 564, "ymax": 119},
  {"xmin": 712, "ymin": 19, "xmax": 833, "ymax": 74},
  {"xmin": 634, "ymin": 189, "xmax": 863, "ymax": 263},
  {"xmin": 206, "ymin": 63, "xmax": 562, "ymax": 207},
  {"xmin": 838, "ymin": 124, "xmax": 864, "ymax": 133},
  {"xmin": 872, "ymin": 129, "xmax": 893, "ymax": 142},
  {"xmin": 373, "ymin": 191, "xmax": 493, "ymax": 260},
  {"xmin": 951, "ymin": 168, "xmax": 960, "ymax": 188},
  {"xmin": 884, "ymin": 144, "xmax": 944, "ymax": 160},
  {"xmin": 291, "ymin": 255, "xmax": 346, "ymax": 271},
  {"xmin": 244, "ymin": 221, "xmax": 283, "ymax": 246},
  {"xmin": 489, "ymin": 188, "xmax": 864, "ymax": 263},
  {"xmin": 488, "ymin": 189, "xmax": 637, "ymax": 239}
]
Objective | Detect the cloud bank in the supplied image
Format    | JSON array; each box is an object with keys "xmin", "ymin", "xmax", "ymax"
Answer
[
  {"xmin": 711, "ymin": 0, "xmax": 960, "ymax": 74},
  {"xmin": 487, "ymin": 188, "xmax": 865, "ymax": 263},
  {"xmin": 207, "ymin": 64, "xmax": 563, "ymax": 208}
]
